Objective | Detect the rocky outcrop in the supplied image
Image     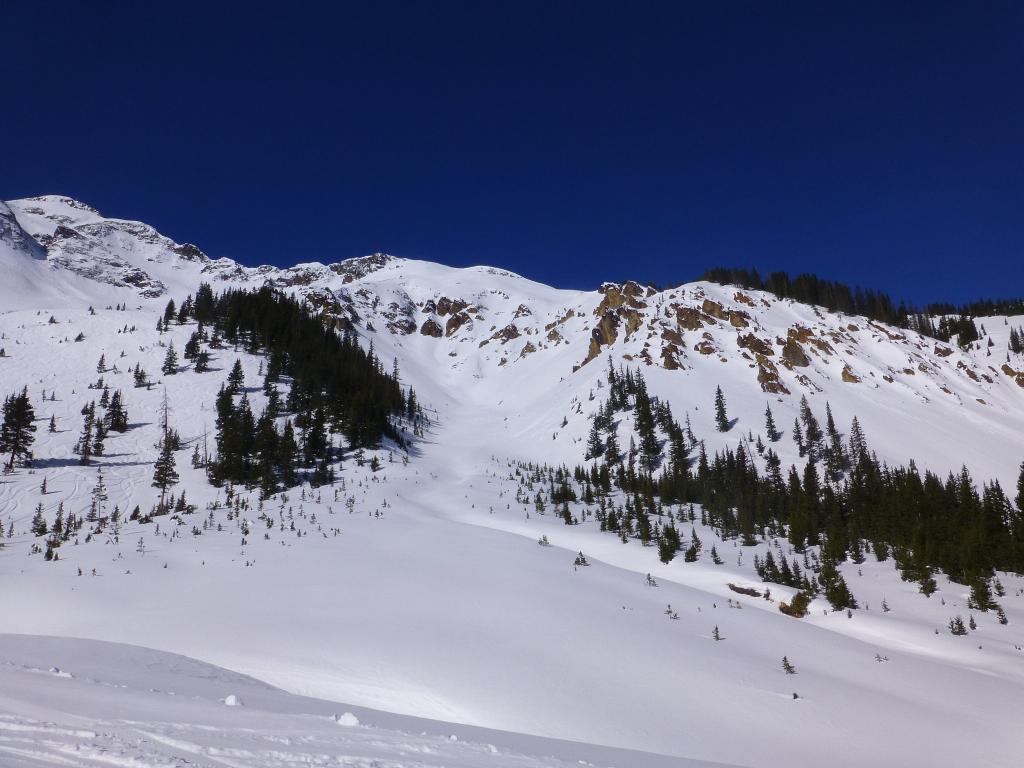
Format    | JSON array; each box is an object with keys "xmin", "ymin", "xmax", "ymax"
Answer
[
  {"xmin": 420, "ymin": 318, "xmax": 443, "ymax": 337},
  {"xmin": 675, "ymin": 306, "xmax": 705, "ymax": 331},
  {"xmin": 304, "ymin": 289, "xmax": 360, "ymax": 331},
  {"xmin": 597, "ymin": 281, "xmax": 649, "ymax": 313},
  {"xmin": 1001, "ymin": 363, "xmax": 1024, "ymax": 388},
  {"xmin": 435, "ymin": 296, "xmax": 469, "ymax": 317},
  {"xmin": 445, "ymin": 311, "xmax": 472, "ymax": 336},
  {"xmin": 581, "ymin": 312, "xmax": 620, "ymax": 366},
  {"xmin": 701, "ymin": 298, "xmax": 728, "ymax": 320},
  {"xmin": 701, "ymin": 298, "xmax": 749, "ymax": 328},
  {"xmin": 580, "ymin": 286, "xmax": 647, "ymax": 367},
  {"xmin": 733, "ymin": 291, "xmax": 756, "ymax": 307},
  {"xmin": 781, "ymin": 338, "xmax": 810, "ymax": 368},
  {"xmin": 841, "ymin": 364, "xmax": 861, "ymax": 383},
  {"xmin": 328, "ymin": 252, "xmax": 392, "ymax": 283},
  {"xmin": 737, "ymin": 333, "xmax": 773, "ymax": 357},
  {"xmin": 756, "ymin": 355, "xmax": 789, "ymax": 394},
  {"xmin": 661, "ymin": 343, "xmax": 682, "ymax": 370}
]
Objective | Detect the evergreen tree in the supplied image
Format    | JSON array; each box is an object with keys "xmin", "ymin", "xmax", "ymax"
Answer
[
  {"xmin": 31, "ymin": 502, "xmax": 47, "ymax": 536},
  {"xmin": 278, "ymin": 419, "xmax": 298, "ymax": 487},
  {"xmin": 800, "ymin": 396, "xmax": 823, "ymax": 461},
  {"xmin": 194, "ymin": 349, "xmax": 211, "ymax": 373},
  {"xmin": 585, "ymin": 422, "xmax": 604, "ymax": 460},
  {"xmin": 605, "ymin": 429, "xmax": 621, "ymax": 465},
  {"xmin": 92, "ymin": 419, "xmax": 106, "ymax": 456},
  {"xmin": 0, "ymin": 387, "xmax": 37, "ymax": 470},
  {"xmin": 75, "ymin": 402, "xmax": 95, "ymax": 465},
  {"xmin": 162, "ymin": 342, "xmax": 179, "ymax": 376},
  {"xmin": 819, "ymin": 557, "xmax": 858, "ymax": 610},
  {"xmin": 792, "ymin": 418, "xmax": 804, "ymax": 457},
  {"xmin": 714, "ymin": 386, "xmax": 729, "ymax": 432},
  {"xmin": 183, "ymin": 330, "xmax": 202, "ymax": 361},
  {"xmin": 849, "ymin": 416, "xmax": 867, "ymax": 465},
  {"xmin": 105, "ymin": 390, "xmax": 129, "ymax": 432},
  {"xmin": 91, "ymin": 468, "xmax": 108, "ymax": 520},
  {"xmin": 765, "ymin": 403, "xmax": 780, "ymax": 442},
  {"xmin": 1016, "ymin": 461, "xmax": 1024, "ymax": 513},
  {"xmin": 227, "ymin": 358, "xmax": 245, "ymax": 394},
  {"xmin": 1009, "ymin": 327, "xmax": 1024, "ymax": 354},
  {"xmin": 152, "ymin": 433, "xmax": 179, "ymax": 511}
]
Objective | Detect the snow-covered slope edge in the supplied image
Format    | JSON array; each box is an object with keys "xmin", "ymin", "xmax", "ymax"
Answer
[{"xmin": 0, "ymin": 634, "xmax": 709, "ymax": 768}]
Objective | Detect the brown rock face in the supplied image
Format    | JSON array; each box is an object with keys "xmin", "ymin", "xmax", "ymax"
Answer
[
  {"xmin": 661, "ymin": 328, "xmax": 685, "ymax": 346},
  {"xmin": 841, "ymin": 364, "xmax": 861, "ymax": 383},
  {"xmin": 701, "ymin": 298, "xmax": 729, "ymax": 321},
  {"xmin": 420, "ymin": 318, "xmax": 443, "ymax": 337},
  {"xmin": 737, "ymin": 333, "xmax": 773, "ymax": 357},
  {"xmin": 733, "ymin": 292, "xmax": 756, "ymax": 306},
  {"xmin": 788, "ymin": 325, "xmax": 815, "ymax": 343},
  {"xmin": 596, "ymin": 282, "xmax": 648, "ymax": 315},
  {"xmin": 675, "ymin": 306, "xmax": 705, "ymax": 331},
  {"xmin": 809, "ymin": 337, "xmax": 834, "ymax": 355},
  {"xmin": 544, "ymin": 309, "xmax": 575, "ymax": 332},
  {"xmin": 729, "ymin": 312, "xmax": 750, "ymax": 328},
  {"xmin": 580, "ymin": 312, "xmax": 620, "ymax": 366},
  {"xmin": 662, "ymin": 343, "xmax": 681, "ymax": 370},
  {"xmin": 756, "ymin": 354, "xmax": 789, "ymax": 394},
  {"xmin": 700, "ymin": 298, "xmax": 748, "ymax": 327},
  {"xmin": 781, "ymin": 338, "xmax": 810, "ymax": 367},
  {"xmin": 445, "ymin": 312, "xmax": 471, "ymax": 337},
  {"xmin": 492, "ymin": 323, "xmax": 521, "ymax": 343},
  {"xmin": 435, "ymin": 297, "xmax": 469, "ymax": 317},
  {"xmin": 1001, "ymin": 363, "xmax": 1024, "ymax": 387},
  {"xmin": 580, "ymin": 285, "xmax": 649, "ymax": 367},
  {"xmin": 623, "ymin": 308, "xmax": 643, "ymax": 337}
]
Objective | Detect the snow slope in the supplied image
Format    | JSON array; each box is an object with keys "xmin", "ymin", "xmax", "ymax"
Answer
[
  {"xmin": 1, "ymin": 196, "xmax": 1024, "ymax": 767},
  {"xmin": 0, "ymin": 634, "xmax": 703, "ymax": 768}
]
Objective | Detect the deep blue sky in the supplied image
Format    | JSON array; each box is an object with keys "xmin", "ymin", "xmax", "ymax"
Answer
[{"xmin": 2, "ymin": 2, "xmax": 1022, "ymax": 304}]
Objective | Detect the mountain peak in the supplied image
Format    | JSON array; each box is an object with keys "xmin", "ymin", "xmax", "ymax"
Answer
[{"xmin": 19, "ymin": 194, "xmax": 103, "ymax": 215}]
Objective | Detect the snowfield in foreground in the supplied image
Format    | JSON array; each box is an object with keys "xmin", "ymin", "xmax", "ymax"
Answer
[{"xmin": 0, "ymin": 634, "xmax": 704, "ymax": 768}]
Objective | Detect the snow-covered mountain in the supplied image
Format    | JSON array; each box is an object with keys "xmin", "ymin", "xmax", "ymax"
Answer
[{"xmin": 1, "ymin": 195, "xmax": 1023, "ymax": 768}]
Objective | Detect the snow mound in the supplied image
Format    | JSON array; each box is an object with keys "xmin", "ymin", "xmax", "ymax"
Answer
[{"xmin": 333, "ymin": 711, "xmax": 360, "ymax": 726}]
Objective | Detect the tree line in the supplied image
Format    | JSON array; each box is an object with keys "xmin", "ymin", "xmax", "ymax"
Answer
[
  {"xmin": 572, "ymin": 361, "xmax": 1024, "ymax": 611},
  {"xmin": 702, "ymin": 266, "xmax": 1024, "ymax": 346}
]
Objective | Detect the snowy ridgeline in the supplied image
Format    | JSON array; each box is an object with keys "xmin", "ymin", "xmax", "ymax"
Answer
[{"xmin": 2, "ymin": 195, "xmax": 1024, "ymax": 766}]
